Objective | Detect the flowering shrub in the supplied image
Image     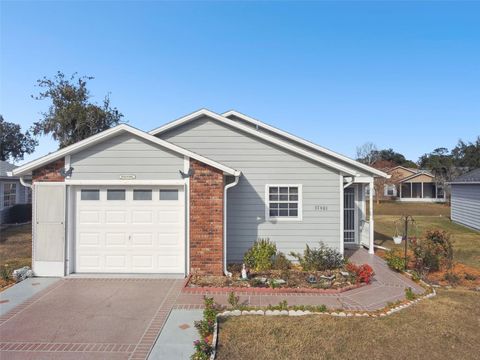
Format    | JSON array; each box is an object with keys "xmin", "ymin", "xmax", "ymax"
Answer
[
  {"xmin": 191, "ymin": 296, "xmax": 220, "ymax": 360},
  {"xmin": 194, "ymin": 319, "xmax": 215, "ymax": 338},
  {"xmin": 191, "ymin": 339, "xmax": 213, "ymax": 360},
  {"xmin": 411, "ymin": 230, "xmax": 454, "ymax": 272},
  {"xmin": 346, "ymin": 263, "xmax": 374, "ymax": 284},
  {"xmin": 384, "ymin": 249, "xmax": 407, "ymax": 272}
]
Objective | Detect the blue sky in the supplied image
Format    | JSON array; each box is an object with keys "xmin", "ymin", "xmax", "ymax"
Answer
[{"xmin": 1, "ymin": 1, "xmax": 479, "ymax": 164}]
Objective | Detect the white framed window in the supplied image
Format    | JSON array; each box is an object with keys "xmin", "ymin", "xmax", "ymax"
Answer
[
  {"xmin": 265, "ymin": 184, "xmax": 302, "ymax": 221},
  {"xmin": 3, "ymin": 182, "xmax": 17, "ymax": 207}
]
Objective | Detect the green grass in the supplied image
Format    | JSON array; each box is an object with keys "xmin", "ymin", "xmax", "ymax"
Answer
[
  {"xmin": 372, "ymin": 201, "xmax": 451, "ymax": 217},
  {"xmin": 0, "ymin": 224, "xmax": 32, "ymax": 270},
  {"xmin": 374, "ymin": 216, "xmax": 480, "ymax": 269}
]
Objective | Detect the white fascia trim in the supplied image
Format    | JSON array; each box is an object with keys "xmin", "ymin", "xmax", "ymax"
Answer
[
  {"xmin": 222, "ymin": 110, "xmax": 389, "ymax": 178},
  {"xmin": 12, "ymin": 124, "xmax": 241, "ymax": 177},
  {"xmin": 150, "ymin": 109, "xmax": 358, "ymax": 176},
  {"xmin": 64, "ymin": 180, "xmax": 186, "ymax": 186}
]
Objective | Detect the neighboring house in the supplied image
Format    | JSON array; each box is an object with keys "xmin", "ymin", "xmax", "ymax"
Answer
[
  {"xmin": 449, "ymin": 169, "xmax": 480, "ymax": 231},
  {"xmin": 382, "ymin": 166, "xmax": 446, "ymax": 202},
  {"xmin": 0, "ymin": 160, "xmax": 32, "ymax": 224},
  {"xmin": 10, "ymin": 109, "xmax": 387, "ymax": 277}
]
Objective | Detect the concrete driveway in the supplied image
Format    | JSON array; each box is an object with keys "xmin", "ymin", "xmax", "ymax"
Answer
[{"xmin": 0, "ymin": 278, "xmax": 184, "ymax": 360}]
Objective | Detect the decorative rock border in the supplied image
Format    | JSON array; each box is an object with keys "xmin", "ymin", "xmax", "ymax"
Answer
[{"xmin": 217, "ymin": 288, "xmax": 435, "ymax": 318}]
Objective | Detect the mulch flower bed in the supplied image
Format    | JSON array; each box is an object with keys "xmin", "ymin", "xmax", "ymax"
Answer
[{"xmin": 186, "ymin": 264, "xmax": 372, "ymax": 293}]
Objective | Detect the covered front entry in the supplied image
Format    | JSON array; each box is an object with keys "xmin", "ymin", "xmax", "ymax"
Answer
[
  {"xmin": 75, "ymin": 186, "xmax": 185, "ymax": 274},
  {"xmin": 343, "ymin": 181, "xmax": 374, "ymax": 254}
]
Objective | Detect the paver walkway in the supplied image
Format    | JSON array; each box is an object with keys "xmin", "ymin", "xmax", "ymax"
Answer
[
  {"xmin": 0, "ymin": 248, "xmax": 424, "ymax": 359},
  {"xmin": 176, "ymin": 248, "xmax": 424, "ymax": 311}
]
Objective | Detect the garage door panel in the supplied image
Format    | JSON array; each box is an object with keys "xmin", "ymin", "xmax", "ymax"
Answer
[
  {"xmin": 158, "ymin": 210, "xmax": 182, "ymax": 224},
  {"xmin": 132, "ymin": 255, "xmax": 154, "ymax": 269},
  {"xmin": 131, "ymin": 233, "xmax": 154, "ymax": 246},
  {"xmin": 105, "ymin": 233, "xmax": 127, "ymax": 246},
  {"xmin": 79, "ymin": 211, "xmax": 101, "ymax": 224},
  {"xmin": 132, "ymin": 210, "xmax": 154, "ymax": 224},
  {"xmin": 76, "ymin": 186, "xmax": 185, "ymax": 274},
  {"xmin": 158, "ymin": 234, "xmax": 181, "ymax": 245},
  {"xmin": 158, "ymin": 255, "xmax": 182, "ymax": 269},
  {"xmin": 105, "ymin": 256, "xmax": 127, "ymax": 268},
  {"xmin": 105, "ymin": 211, "xmax": 127, "ymax": 224},
  {"xmin": 78, "ymin": 233, "xmax": 101, "ymax": 246},
  {"xmin": 78, "ymin": 255, "xmax": 101, "ymax": 269}
]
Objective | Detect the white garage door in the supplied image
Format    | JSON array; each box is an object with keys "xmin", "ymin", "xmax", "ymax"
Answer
[{"xmin": 75, "ymin": 186, "xmax": 185, "ymax": 274}]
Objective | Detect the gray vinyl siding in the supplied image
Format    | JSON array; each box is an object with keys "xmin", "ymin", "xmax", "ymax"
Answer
[
  {"xmin": 159, "ymin": 116, "xmax": 341, "ymax": 262},
  {"xmin": 70, "ymin": 132, "xmax": 184, "ymax": 181},
  {"xmin": 227, "ymin": 114, "xmax": 373, "ymax": 177},
  {"xmin": 451, "ymin": 184, "xmax": 480, "ymax": 231}
]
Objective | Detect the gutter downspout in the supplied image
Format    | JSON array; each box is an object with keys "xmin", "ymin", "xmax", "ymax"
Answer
[
  {"xmin": 19, "ymin": 176, "xmax": 33, "ymax": 188},
  {"xmin": 223, "ymin": 175, "xmax": 240, "ymax": 277}
]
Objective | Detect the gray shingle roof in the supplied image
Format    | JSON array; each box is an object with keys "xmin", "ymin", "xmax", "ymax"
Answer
[
  {"xmin": 0, "ymin": 160, "xmax": 18, "ymax": 178},
  {"xmin": 452, "ymin": 168, "xmax": 480, "ymax": 183}
]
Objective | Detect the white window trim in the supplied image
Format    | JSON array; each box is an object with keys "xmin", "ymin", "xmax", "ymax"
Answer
[
  {"xmin": 3, "ymin": 182, "xmax": 18, "ymax": 208},
  {"xmin": 265, "ymin": 184, "xmax": 303, "ymax": 222}
]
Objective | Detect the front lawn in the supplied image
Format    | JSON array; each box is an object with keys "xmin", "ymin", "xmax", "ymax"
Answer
[
  {"xmin": 0, "ymin": 224, "xmax": 32, "ymax": 288},
  {"xmin": 374, "ymin": 215, "xmax": 480, "ymax": 270},
  {"xmin": 216, "ymin": 288, "xmax": 480, "ymax": 360}
]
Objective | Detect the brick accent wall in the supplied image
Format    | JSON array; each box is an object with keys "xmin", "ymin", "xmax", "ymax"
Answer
[
  {"xmin": 32, "ymin": 159, "xmax": 65, "ymax": 183},
  {"xmin": 189, "ymin": 159, "xmax": 224, "ymax": 275}
]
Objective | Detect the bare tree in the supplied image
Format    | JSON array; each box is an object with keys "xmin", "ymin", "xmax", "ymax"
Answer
[
  {"xmin": 356, "ymin": 142, "xmax": 378, "ymax": 165},
  {"xmin": 371, "ymin": 160, "xmax": 403, "ymax": 204}
]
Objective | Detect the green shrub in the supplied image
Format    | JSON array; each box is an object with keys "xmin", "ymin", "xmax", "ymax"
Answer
[
  {"xmin": 465, "ymin": 273, "xmax": 477, "ymax": 281},
  {"xmin": 405, "ymin": 287, "xmax": 416, "ymax": 301},
  {"xmin": 272, "ymin": 252, "xmax": 291, "ymax": 270},
  {"xmin": 412, "ymin": 230, "xmax": 454, "ymax": 272},
  {"xmin": 384, "ymin": 250, "xmax": 406, "ymax": 272},
  {"xmin": 243, "ymin": 238, "xmax": 277, "ymax": 271},
  {"xmin": 227, "ymin": 291, "xmax": 239, "ymax": 309},
  {"xmin": 1, "ymin": 265, "xmax": 10, "ymax": 282},
  {"xmin": 444, "ymin": 272, "xmax": 460, "ymax": 285},
  {"xmin": 290, "ymin": 243, "xmax": 344, "ymax": 271}
]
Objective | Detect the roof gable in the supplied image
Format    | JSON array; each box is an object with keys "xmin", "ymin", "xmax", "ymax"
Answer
[
  {"xmin": 11, "ymin": 124, "xmax": 240, "ymax": 177},
  {"xmin": 221, "ymin": 110, "xmax": 388, "ymax": 178},
  {"xmin": 151, "ymin": 109, "xmax": 387, "ymax": 178},
  {"xmin": 400, "ymin": 171, "xmax": 435, "ymax": 183},
  {"xmin": 1, "ymin": 160, "xmax": 17, "ymax": 178}
]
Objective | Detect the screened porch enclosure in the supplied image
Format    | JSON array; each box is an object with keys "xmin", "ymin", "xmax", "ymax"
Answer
[{"xmin": 399, "ymin": 182, "xmax": 445, "ymax": 201}]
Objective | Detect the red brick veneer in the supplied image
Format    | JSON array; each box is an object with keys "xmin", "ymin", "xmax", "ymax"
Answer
[
  {"xmin": 32, "ymin": 159, "xmax": 65, "ymax": 182},
  {"xmin": 189, "ymin": 159, "xmax": 224, "ymax": 275}
]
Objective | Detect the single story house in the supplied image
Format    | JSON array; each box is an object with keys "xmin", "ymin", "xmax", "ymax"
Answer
[
  {"xmin": 10, "ymin": 109, "xmax": 387, "ymax": 277},
  {"xmin": 449, "ymin": 169, "xmax": 480, "ymax": 231},
  {"xmin": 0, "ymin": 160, "xmax": 32, "ymax": 224},
  {"xmin": 383, "ymin": 166, "xmax": 446, "ymax": 202}
]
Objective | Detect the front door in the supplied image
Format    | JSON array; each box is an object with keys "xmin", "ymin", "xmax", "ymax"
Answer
[{"xmin": 344, "ymin": 187, "xmax": 356, "ymax": 244}]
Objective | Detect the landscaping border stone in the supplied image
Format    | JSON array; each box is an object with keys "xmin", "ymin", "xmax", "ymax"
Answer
[{"xmin": 183, "ymin": 274, "xmax": 367, "ymax": 295}]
